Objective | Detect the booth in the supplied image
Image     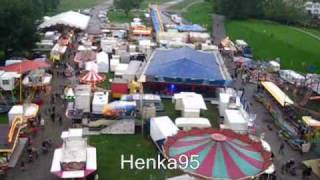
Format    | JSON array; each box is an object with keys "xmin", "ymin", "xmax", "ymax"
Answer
[
  {"xmin": 92, "ymin": 92, "xmax": 109, "ymax": 114},
  {"xmin": 111, "ymin": 79, "xmax": 129, "ymax": 99},
  {"xmin": 121, "ymin": 93, "xmax": 163, "ymax": 112},
  {"xmin": 114, "ymin": 64, "xmax": 129, "ymax": 77},
  {"xmin": 218, "ymin": 92, "xmax": 241, "ymax": 117},
  {"xmin": 8, "ymin": 104, "xmax": 39, "ymax": 124},
  {"xmin": 279, "ymin": 70, "xmax": 305, "ymax": 86},
  {"xmin": 223, "ymin": 109, "xmax": 248, "ymax": 133},
  {"xmin": 96, "ymin": 51, "xmax": 109, "ymax": 73},
  {"xmin": 122, "ymin": 61, "xmax": 142, "ymax": 81},
  {"xmin": 175, "ymin": 117, "xmax": 211, "ymax": 130},
  {"xmin": 173, "ymin": 92, "xmax": 207, "ymax": 118},
  {"xmin": 0, "ymin": 71, "xmax": 21, "ymax": 91},
  {"xmin": 150, "ymin": 116, "xmax": 178, "ymax": 151},
  {"xmin": 50, "ymin": 129, "xmax": 97, "ymax": 179},
  {"xmin": 75, "ymin": 85, "xmax": 92, "ymax": 113}
]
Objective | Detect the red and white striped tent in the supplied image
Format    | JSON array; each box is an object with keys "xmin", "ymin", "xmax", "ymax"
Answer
[{"xmin": 80, "ymin": 71, "xmax": 105, "ymax": 88}]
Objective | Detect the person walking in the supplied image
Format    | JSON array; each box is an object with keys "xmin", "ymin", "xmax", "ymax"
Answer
[
  {"xmin": 302, "ymin": 167, "xmax": 312, "ymax": 179},
  {"xmin": 20, "ymin": 160, "xmax": 25, "ymax": 171},
  {"xmin": 279, "ymin": 142, "xmax": 285, "ymax": 155}
]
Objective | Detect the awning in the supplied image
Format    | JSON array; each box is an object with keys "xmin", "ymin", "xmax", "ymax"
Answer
[
  {"xmin": 302, "ymin": 116, "xmax": 320, "ymax": 128},
  {"xmin": 303, "ymin": 159, "xmax": 320, "ymax": 177},
  {"xmin": 261, "ymin": 81, "xmax": 294, "ymax": 107}
]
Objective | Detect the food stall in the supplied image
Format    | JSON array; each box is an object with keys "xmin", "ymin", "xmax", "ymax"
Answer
[
  {"xmin": 92, "ymin": 92, "xmax": 109, "ymax": 115},
  {"xmin": 175, "ymin": 117, "xmax": 211, "ymax": 130}
]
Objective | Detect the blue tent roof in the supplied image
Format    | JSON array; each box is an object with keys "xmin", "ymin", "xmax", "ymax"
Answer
[
  {"xmin": 151, "ymin": 8, "xmax": 161, "ymax": 33},
  {"xmin": 145, "ymin": 47, "xmax": 225, "ymax": 83},
  {"xmin": 176, "ymin": 24, "xmax": 205, "ymax": 32}
]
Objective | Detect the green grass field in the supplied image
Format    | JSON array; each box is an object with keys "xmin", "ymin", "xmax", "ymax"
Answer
[
  {"xmin": 108, "ymin": 10, "xmax": 146, "ymax": 23},
  {"xmin": 0, "ymin": 114, "xmax": 8, "ymax": 124},
  {"xmin": 181, "ymin": 0, "xmax": 213, "ymax": 33},
  {"xmin": 89, "ymin": 135, "xmax": 181, "ymax": 180},
  {"xmin": 169, "ymin": 0, "xmax": 197, "ymax": 11},
  {"xmin": 54, "ymin": 0, "xmax": 106, "ymax": 13},
  {"xmin": 162, "ymin": 99, "xmax": 219, "ymax": 127},
  {"xmin": 226, "ymin": 20, "xmax": 320, "ymax": 73}
]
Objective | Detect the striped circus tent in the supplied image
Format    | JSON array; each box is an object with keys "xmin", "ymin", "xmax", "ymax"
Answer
[
  {"xmin": 80, "ymin": 71, "xmax": 105, "ymax": 88},
  {"xmin": 163, "ymin": 129, "xmax": 273, "ymax": 180}
]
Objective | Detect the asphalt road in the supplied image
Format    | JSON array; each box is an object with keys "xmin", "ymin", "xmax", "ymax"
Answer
[
  {"xmin": 86, "ymin": 0, "xmax": 113, "ymax": 35},
  {"xmin": 212, "ymin": 14, "xmax": 226, "ymax": 45}
]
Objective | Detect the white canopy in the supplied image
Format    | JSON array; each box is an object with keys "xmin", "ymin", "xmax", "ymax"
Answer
[
  {"xmin": 96, "ymin": 51, "xmax": 109, "ymax": 73},
  {"xmin": 39, "ymin": 11, "xmax": 90, "ymax": 30},
  {"xmin": 175, "ymin": 118, "xmax": 211, "ymax": 130},
  {"xmin": 224, "ymin": 109, "xmax": 248, "ymax": 132},
  {"xmin": 85, "ymin": 61, "xmax": 98, "ymax": 73},
  {"xmin": 173, "ymin": 92, "xmax": 207, "ymax": 111},
  {"xmin": 150, "ymin": 116, "xmax": 178, "ymax": 142}
]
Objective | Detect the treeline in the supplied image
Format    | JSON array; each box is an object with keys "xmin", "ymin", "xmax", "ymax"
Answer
[
  {"xmin": 213, "ymin": 0, "xmax": 311, "ymax": 25},
  {"xmin": 0, "ymin": 0, "xmax": 60, "ymax": 58}
]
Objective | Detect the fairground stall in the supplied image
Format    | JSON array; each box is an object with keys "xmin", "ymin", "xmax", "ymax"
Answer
[
  {"xmin": 0, "ymin": 117, "xmax": 27, "ymax": 172},
  {"xmin": 255, "ymin": 81, "xmax": 310, "ymax": 152},
  {"xmin": 50, "ymin": 129, "xmax": 97, "ymax": 179}
]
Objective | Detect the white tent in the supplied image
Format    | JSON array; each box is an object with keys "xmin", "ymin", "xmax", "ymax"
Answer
[
  {"xmin": 8, "ymin": 105, "xmax": 23, "ymax": 124},
  {"xmin": 218, "ymin": 92, "xmax": 241, "ymax": 117},
  {"xmin": 173, "ymin": 92, "xmax": 207, "ymax": 117},
  {"xmin": 150, "ymin": 116, "xmax": 178, "ymax": 149},
  {"xmin": 96, "ymin": 51, "xmax": 109, "ymax": 73},
  {"xmin": 122, "ymin": 61, "xmax": 142, "ymax": 81},
  {"xmin": 223, "ymin": 109, "xmax": 248, "ymax": 133},
  {"xmin": 115, "ymin": 64, "xmax": 129, "ymax": 77},
  {"xmin": 85, "ymin": 61, "xmax": 98, "ymax": 73},
  {"xmin": 175, "ymin": 117, "xmax": 211, "ymax": 130},
  {"xmin": 39, "ymin": 11, "xmax": 90, "ymax": 30},
  {"xmin": 92, "ymin": 91, "xmax": 109, "ymax": 114}
]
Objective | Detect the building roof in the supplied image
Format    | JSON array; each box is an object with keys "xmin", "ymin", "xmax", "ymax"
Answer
[
  {"xmin": 145, "ymin": 47, "xmax": 226, "ymax": 83},
  {"xmin": 0, "ymin": 60, "xmax": 50, "ymax": 74}
]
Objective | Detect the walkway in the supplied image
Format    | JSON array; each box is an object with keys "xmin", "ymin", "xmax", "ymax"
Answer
[{"xmin": 212, "ymin": 14, "xmax": 226, "ymax": 45}]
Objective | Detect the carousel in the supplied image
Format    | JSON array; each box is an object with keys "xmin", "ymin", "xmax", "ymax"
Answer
[
  {"xmin": 163, "ymin": 129, "xmax": 273, "ymax": 180},
  {"xmin": 80, "ymin": 70, "xmax": 105, "ymax": 89}
]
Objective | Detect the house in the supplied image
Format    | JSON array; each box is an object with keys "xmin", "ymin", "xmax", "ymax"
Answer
[{"xmin": 305, "ymin": 1, "xmax": 320, "ymax": 16}]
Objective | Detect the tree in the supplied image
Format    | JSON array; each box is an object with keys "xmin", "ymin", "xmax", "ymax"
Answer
[
  {"xmin": 0, "ymin": 0, "xmax": 60, "ymax": 58},
  {"xmin": 114, "ymin": 0, "xmax": 142, "ymax": 16}
]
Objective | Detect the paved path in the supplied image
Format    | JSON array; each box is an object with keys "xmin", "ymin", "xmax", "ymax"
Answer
[
  {"xmin": 212, "ymin": 14, "xmax": 226, "ymax": 45},
  {"xmin": 86, "ymin": 0, "xmax": 113, "ymax": 34},
  {"xmin": 223, "ymin": 56, "xmax": 319, "ymax": 180}
]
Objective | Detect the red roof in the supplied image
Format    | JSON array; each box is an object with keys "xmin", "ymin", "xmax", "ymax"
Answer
[{"xmin": 0, "ymin": 60, "xmax": 50, "ymax": 74}]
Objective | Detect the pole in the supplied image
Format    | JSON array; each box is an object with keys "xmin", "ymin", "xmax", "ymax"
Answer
[
  {"xmin": 140, "ymin": 83, "xmax": 144, "ymax": 135},
  {"xmin": 19, "ymin": 63, "xmax": 22, "ymax": 103}
]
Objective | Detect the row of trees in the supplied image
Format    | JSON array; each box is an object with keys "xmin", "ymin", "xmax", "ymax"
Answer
[
  {"xmin": 0, "ymin": 0, "xmax": 60, "ymax": 58},
  {"xmin": 213, "ymin": 0, "xmax": 308, "ymax": 25},
  {"xmin": 113, "ymin": 0, "xmax": 142, "ymax": 16}
]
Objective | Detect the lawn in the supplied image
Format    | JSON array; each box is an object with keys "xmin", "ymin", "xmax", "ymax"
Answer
[
  {"xmin": 141, "ymin": 0, "xmax": 174, "ymax": 9},
  {"xmin": 89, "ymin": 135, "xmax": 182, "ymax": 180},
  {"xmin": 53, "ymin": 0, "xmax": 107, "ymax": 13},
  {"xmin": 108, "ymin": 10, "xmax": 146, "ymax": 23},
  {"xmin": 98, "ymin": 72, "xmax": 114, "ymax": 90},
  {"xmin": 169, "ymin": 0, "xmax": 198, "ymax": 11},
  {"xmin": 162, "ymin": 99, "xmax": 220, "ymax": 128},
  {"xmin": 181, "ymin": 0, "xmax": 214, "ymax": 32},
  {"xmin": 0, "ymin": 114, "xmax": 8, "ymax": 124},
  {"xmin": 226, "ymin": 20, "xmax": 320, "ymax": 73}
]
